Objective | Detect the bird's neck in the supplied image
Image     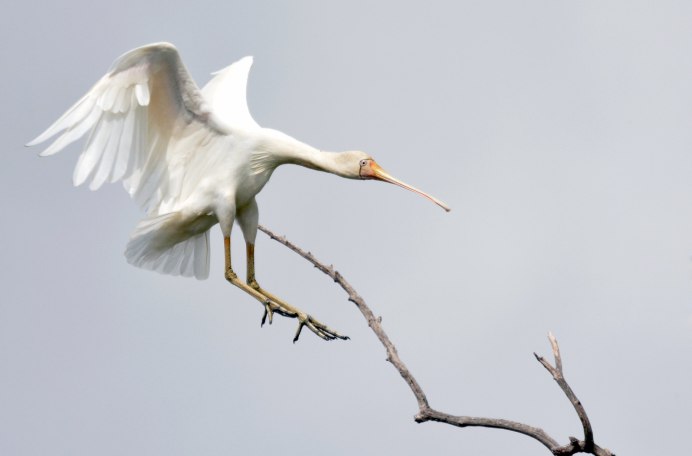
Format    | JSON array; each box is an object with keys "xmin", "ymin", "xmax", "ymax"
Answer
[{"xmin": 254, "ymin": 129, "xmax": 352, "ymax": 177}]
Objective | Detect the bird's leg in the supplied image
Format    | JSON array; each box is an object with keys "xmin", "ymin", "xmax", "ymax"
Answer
[
  {"xmin": 244, "ymin": 241, "xmax": 281, "ymax": 324},
  {"xmin": 224, "ymin": 236, "xmax": 236, "ymax": 280},
  {"xmin": 224, "ymin": 236, "xmax": 288, "ymax": 323},
  {"xmin": 246, "ymin": 242, "xmax": 260, "ymax": 290},
  {"xmin": 243, "ymin": 240, "xmax": 349, "ymax": 342}
]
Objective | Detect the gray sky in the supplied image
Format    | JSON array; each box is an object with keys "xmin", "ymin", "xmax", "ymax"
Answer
[{"xmin": 2, "ymin": 1, "xmax": 691, "ymax": 454}]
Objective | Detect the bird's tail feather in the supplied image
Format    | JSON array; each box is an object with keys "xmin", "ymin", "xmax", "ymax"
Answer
[{"xmin": 125, "ymin": 212, "xmax": 210, "ymax": 280}]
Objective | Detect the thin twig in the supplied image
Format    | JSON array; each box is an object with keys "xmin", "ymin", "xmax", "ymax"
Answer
[
  {"xmin": 258, "ymin": 225, "xmax": 614, "ymax": 456},
  {"xmin": 534, "ymin": 332, "xmax": 595, "ymax": 451}
]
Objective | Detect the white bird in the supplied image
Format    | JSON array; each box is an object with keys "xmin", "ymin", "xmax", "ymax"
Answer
[{"xmin": 27, "ymin": 42, "xmax": 450, "ymax": 342}]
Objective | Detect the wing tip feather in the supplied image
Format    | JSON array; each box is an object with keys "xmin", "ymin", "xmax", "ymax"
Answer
[{"xmin": 210, "ymin": 55, "xmax": 254, "ymax": 76}]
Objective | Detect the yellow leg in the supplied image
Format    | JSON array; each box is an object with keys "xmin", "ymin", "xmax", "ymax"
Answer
[
  {"xmin": 224, "ymin": 236, "xmax": 279, "ymax": 309},
  {"xmin": 246, "ymin": 242, "xmax": 259, "ymax": 290}
]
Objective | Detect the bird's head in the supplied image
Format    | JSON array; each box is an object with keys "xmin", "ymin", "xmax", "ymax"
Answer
[{"xmin": 343, "ymin": 151, "xmax": 451, "ymax": 212}]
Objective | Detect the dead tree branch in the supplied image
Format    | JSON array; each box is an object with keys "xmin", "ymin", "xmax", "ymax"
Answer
[{"xmin": 258, "ymin": 225, "xmax": 614, "ymax": 456}]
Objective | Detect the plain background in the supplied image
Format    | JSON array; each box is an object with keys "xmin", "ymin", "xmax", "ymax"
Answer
[{"xmin": 2, "ymin": 1, "xmax": 692, "ymax": 454}]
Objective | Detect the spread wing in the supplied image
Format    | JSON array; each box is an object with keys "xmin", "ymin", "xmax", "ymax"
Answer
[
  {"xmin": 201, "ymin": 55, "xmax": 260, "ymax": 130},
  {"xmin": 27, "ymin": 42, "xmax": 231, "ymax": 213}
]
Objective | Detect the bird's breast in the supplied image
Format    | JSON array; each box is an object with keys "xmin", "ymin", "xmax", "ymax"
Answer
[{"xmin": 233, "ymin": 168, "xmax": 274, "ymax": 206}]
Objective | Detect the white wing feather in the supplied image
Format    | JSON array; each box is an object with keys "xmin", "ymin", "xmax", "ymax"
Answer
[
  {"xmin": 201, "ymin": 56, "xmax": 260, "ymax": 130},
  {"xmin": 27, "ymin": 42, "xmax": 231, "ymax": 213}
]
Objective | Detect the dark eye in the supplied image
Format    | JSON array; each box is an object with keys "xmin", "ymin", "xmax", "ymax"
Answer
[{"xmin": 359, "ymin": 159, "xmax": 368, "ymax": 167}]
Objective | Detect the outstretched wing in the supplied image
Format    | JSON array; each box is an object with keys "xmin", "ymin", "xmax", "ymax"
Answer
[
  {"xmin": 201, "ymin": 56, "xmax": 260, "ymax": 130},
  {"xmin": 27, "ymin": 42, "xmax": 231, "ymax": 212}
]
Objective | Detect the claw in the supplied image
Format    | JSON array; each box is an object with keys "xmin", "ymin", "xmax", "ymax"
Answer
[
  {"xmin": 293, "ymin": 320, "xmax": 306, "ymax": 343},
  {"xmin": 290, "ymin": 312, "xmax": 350, "ymax": 342},
  {"xmin": 309, "ymin": 317, "xmax": 349, "ymax": 341},
  {"xmin": 305, "ymin": 319, "xmax": 333, "ymax": 341},
  {"xmin": 261, "ymin": 299, "xmax": 274, "ymax": 326}
]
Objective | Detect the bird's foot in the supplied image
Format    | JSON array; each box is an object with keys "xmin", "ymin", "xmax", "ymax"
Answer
[
  {"xmin": 253, "ymin": 282, "xmax": 349, "ymax": 343},
  {"xmin": 226, "ymin": 271, "xmax": 347, "ymax": 342},
  {"xmin": 292, "ymin": 310, "xmax": 350, "ymax": 343}
]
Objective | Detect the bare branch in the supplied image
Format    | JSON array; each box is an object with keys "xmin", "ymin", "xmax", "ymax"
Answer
[
  {"xmin": 259, "ymin": 225, "xmax": 614, "ymax": 456},
  {"xmin": 258, "ymin": 225, "xmax": 431, "ymax": 410},
  {"xmin": 534, "ymin": 333, "xmax": 597, "ymax": 454},
  {"xmin": 415, "ymin": 409, "xmax": 560, "ymax": 450}
]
